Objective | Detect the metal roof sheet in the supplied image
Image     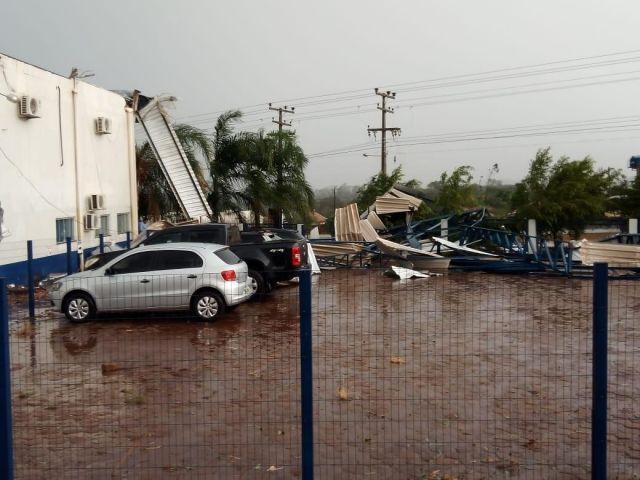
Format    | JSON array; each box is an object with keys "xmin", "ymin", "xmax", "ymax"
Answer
[
  {"xmin": 334, "ymin": 203, "xmax": 362, "ymax": 241},
  {"xmin": 366, "ymin": 211, "xmax": 386, "ymax": 230},
  {"xmin": 580, "ymin": 241, "xmax": 640, "ymax": 267},
  {"xmin": 374, "ymin": 187, "xmax": 423, "ymax": 214},
  {"xmin": 137, "ymin": 97, "xmax": 212, "ymax": 221}
]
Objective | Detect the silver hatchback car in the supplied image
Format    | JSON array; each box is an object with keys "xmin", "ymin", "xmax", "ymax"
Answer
[{"xmin": 48, "ymin": 243, "xmax": 252, "ymax": 322}]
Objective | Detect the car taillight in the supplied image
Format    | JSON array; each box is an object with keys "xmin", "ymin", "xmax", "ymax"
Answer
[
  {"xmin": 221, "ymin": 270, "xmax": 236, "ymax": 281},
  {"xmin": 291, "ymin": 245, "xmax": 301, "ymax": 267}
]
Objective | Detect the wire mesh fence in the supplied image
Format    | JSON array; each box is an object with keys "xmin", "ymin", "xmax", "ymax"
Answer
[
  {"xmin": 7, "ymin": 271, "xmax": 303, "ymax": 479},
  {"xmin": 311, "ymin": 268, "xmax": 595, "ymax": 479},
  {"xmin": 607, "ymin": 272, "xmax": 640, "ymax": 479},
  {"xmin": 2, "ymin": 266, "xmax": 640, "ymax": 479}
]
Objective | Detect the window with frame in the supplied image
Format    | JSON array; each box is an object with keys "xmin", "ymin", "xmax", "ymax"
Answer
[
  {"xmin": 110, "ymin": 251, "xmax": 156, "ymax": 274},
  {"xmin": 215, "ymin": 247, "xmax": 241, "ymax": 265},
  {"xmin": 155, "ymin": 250, "xmax": 203, "ymax": 270},
  {"xmin": 117, "ymin": 213, "xmax": 130, "ymax": 234},
  {"xmin": 55, "ymin": 218, "xmax": 75, "ymax": 243},
  {"xmin": 95, "ymin": 214, "xmax": 110, "ymax": 238},
  {"xmin": 110, "ymin": 250, "xmax": 203, "ymax": 274}
]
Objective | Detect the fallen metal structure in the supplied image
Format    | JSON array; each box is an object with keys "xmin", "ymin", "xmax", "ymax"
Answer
[
  {"xmin": 313, "ymin": 202, "xmax": 452, "ymax": 272},
  {"xmin": 579, "ymin": 240, "xmax": 640, "ymax": 268},
  {"xmin": 314, "ymin": 198, "xmax": 553, "ymax": 274},
  {"xmin": 325, "ymin": 193, "xmax": 640, "ymax": 276},
  {"xmin": 133, "ymin": 92, "xmax": 212, "ymax": 222}
]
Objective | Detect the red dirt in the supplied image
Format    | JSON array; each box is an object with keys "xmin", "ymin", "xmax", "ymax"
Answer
[{"xmin": 8, "ymin": 271, "xmax": 640, "ymax": 479}]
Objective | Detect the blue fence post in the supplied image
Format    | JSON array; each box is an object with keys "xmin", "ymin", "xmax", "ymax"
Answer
[
  {"xmin": 299, "ymin": 268, "xmax": 314, "ymax": 479},
  {"xmin": 0, "ymin": 278, "xmax": 15, "ymax": 480},
  {"xmin": 66, "ymin": 237, "xmax": 72, "ymax": 275},
  {"xmin": 99, "ymin": 234, "xmax": 104, "ymax": 254},
  {"xmin": 26, "ymin": 241, "xmax": 35, "ymax": 318},
  {"xmin": 592, "ymin": 262, "xmax": 608, "ymax": 480},
  {"xmin": 126, "ymin": 232, "xmax": 131, "ymax": 250}
]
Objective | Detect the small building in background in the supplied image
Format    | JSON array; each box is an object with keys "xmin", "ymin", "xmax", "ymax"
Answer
[{"xmin": 0, "ymin": 53, "xmax": 138, "ymax": 283}]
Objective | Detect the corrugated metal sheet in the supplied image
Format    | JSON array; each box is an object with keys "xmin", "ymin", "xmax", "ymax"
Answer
[
  {"xmin": 137, "ymin": 98, "xmax": 212, "ymax": 220},
  {"xmin": 388, "ymin": 187, "xmax": 422, "ymax": 209},
  {"xmin": 312, "ymin": 243, "xmax": 364, "ymax": 256},
  {"xmin": 375, "ymin": 237, "xmax": 442, "ymax": 257},
  {"xmin": 375, "ymin": 237, "xmax": 450, "ymax": 270},
  {"xmin": 580, "ymin": 241, "xmax": 640, "ymax": 267},
  {"xmin": 374, "ymin": 187, "xmax": 423, "ymax": 214},
  {"xmin": 334, "ymin": 203, "xmax": 362, "ymax": 241},
  {"xmin": 359, "ymin": 219, "xmax": 379, "ymax": 242},
  {"xmin": 366, "ymin": 211, "xmax": 386, "ymax": 230},
  {"xmin": 374, "ymin": 196, "xmax": 413, "ymax": 214},
  {"xmin": 432, "ymin": 236, "xmax": 498, "ymax": 257}
]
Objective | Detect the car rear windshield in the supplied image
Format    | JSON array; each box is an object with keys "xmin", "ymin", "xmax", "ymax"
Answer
[{"xmin": 215, "ymin": 247, "xmax": 241, "ymax": 265}]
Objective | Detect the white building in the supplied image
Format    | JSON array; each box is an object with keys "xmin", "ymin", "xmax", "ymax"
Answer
[{"xmin": 0, "ymin": 53, "xmax": 137, "ymax": 283}]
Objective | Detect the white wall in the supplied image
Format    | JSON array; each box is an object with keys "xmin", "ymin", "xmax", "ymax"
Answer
[{"xmin": 0, "ymin": 53, "xmax": 136, "ymax": 265}]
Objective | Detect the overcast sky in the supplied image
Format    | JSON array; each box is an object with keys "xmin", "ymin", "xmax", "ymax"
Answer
[{"xmin": 3, "ymin": 1, "xmax": 640, "ymax": 189}]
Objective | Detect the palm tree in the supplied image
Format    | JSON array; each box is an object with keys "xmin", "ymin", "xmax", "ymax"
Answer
[
  {"xmin": 237, "ymin": 130, "xmax": 276, "ymax": 228},
  {"xmin": 233, "ymin": 129, "xmax": 314, "ymax": 228},
  {"xmin": 208, "ymin": 110, "xmax": 246, "ymax": 221},
  {"xmin": 136, "ymin": 142, "xmax": 177, "ymax": 220},
  {"xmin": 268, "ymin": 130, "xmax": 314, "ymax": 226},
  {"xmin": 173, "ymin": 123, "xmax": 213, "ymax": 194}
]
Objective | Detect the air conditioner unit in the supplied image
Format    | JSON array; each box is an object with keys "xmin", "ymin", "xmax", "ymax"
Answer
[
  {"xmin": 95, "ymin": 117, "xmax": 112, "ymax": 134},
  {"xmin": 84, "ymin": 213, "xmax": 99, "ymax": 230},
  {"xmin": 87, "ymin": 194, "xmax": 105, "ymax": 211},
  {"xmin": 18, "ymin": 96, "xmax": 40, "ymax": 119}
]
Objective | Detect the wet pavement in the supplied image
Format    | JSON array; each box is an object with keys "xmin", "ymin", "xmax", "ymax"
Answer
[{"xmin": 7, "ymin": 270, "xmax": 640, "ymax": 479}]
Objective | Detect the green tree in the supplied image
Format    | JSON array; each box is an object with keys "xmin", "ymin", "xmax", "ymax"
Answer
[
  {"xmin": 236, "ymin": 130, "xmax": 275, "ymax": 227},
  {"xmin": 511, "ymin": 148, "xmax": 621, "ymax": 239},
  {"xmin": 268, "ymin": 130, "xmax": 314, "ymax": 226},
  {"xmin": 432, "ymin": 165, "xmax": 475, "ymax": 214},
  {"xmin": 136, "ymin": 142, "xmax": 176, "ymax": 220},
  {"xmin": 230, "ymin": 129, "xmax": 313, "ymax": 228},
  {"xmin": 355, "ymin": 167, "xmax": 404, "ymax": 212},
  {"xmin": 313, "ymin": 184, "xmax": 359, "ymax": 218},
  {"xmin": 610, "ymin": 171, "xmax": 640, "ymax": 218},
  {"xmin": 208, "ymin": 110, "xmax": 245, "ymax": 221}
]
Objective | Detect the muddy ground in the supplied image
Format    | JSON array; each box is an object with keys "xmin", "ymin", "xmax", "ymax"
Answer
[{"xmin": 7, "ymin": 270, "xmax": 640, "ymax": 479}]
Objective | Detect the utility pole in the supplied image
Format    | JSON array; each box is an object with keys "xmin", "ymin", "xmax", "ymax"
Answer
[
  {"xmin": 269, "ymin": 103, "xmax": 295, "ymax": 228},
  {"xmin": 367, "ymin": 88, "xmax": 401, "ymax": 175}
]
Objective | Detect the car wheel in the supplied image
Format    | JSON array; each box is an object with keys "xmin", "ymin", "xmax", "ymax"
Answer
[
  {"xmin": 247, "ymin": 270, "xmax": 271, "ymax": 301},
  {"xmin": 63, "ymin": 292, "xmax": 95, "ymax": 323},
  {"xmin": 192, "ymin": 290, "xmax": 225, "ymax": 320}
]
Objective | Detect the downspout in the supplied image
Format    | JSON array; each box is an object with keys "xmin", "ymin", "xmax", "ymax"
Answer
[
  {"xmin": 125, "ymin": 107, "xmax": 138, "ymax": 236},
  {"xmin": 71, "ymin": 78, "xmax": 84, "ymax": 270}
]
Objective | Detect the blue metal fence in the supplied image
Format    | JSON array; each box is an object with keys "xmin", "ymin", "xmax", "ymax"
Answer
[
  {"xmin": 592, "ymin": 264, "xmax": 608, "ymax": 480},
  {"xmin": 0, "ymin": 265, "xmax": 638, "ymax": 478},
  {"xmin": 0, "ymin": 278, "xmax": 14, "ymax": 480}
]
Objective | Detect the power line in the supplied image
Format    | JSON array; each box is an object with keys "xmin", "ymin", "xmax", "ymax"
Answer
[
  {"xmin": 395, "ymin": 69, "xmax": 640, "ymax": 108},
  {"xmin": 176, "ymin": 48, "xmax": 640, "ymax": 123},
  {"xmin": 398, "ymin": 134, "xmax": 640, "ymax": 156},
  {"xmin": 307, "ymin": 119, "xmax": 640, "ymax": 158},
  {"xmin": 268, "ymin": 103, "xmax": 295, "ymax": 228},
  {"xmin": 383, "ymin": 115, "xmax": 640, "ymax": 143},
  {"xmin": 183, "ymin": 70, "xmax": 640, "ymax": 129},
  {"xmin": 367, "ymin": 88, "xmax": 401, "ymax": 175},
  {"xmin": 393, "ymin": 56, "xmax": 640, "ymax": 94}
]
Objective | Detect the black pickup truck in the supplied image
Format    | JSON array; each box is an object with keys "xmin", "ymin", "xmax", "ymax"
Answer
[{"xmin": 85, "ymin": 224, "xmax": 309, "ymax": 298}]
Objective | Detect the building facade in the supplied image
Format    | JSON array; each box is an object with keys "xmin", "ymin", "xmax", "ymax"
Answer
[{"xmin": 0, "ymin": 53, "xmax": 137, "ymax": 284}]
